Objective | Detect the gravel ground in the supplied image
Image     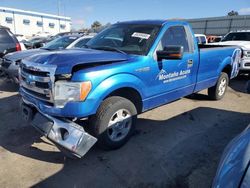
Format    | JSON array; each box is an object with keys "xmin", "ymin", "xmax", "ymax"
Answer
[{"xmin": 0, "ymin": 75, "xmax": 249, "ymax": 188}]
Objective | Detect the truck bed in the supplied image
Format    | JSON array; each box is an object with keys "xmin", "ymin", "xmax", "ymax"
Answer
[{"xmin": 195, "ymin": 44, "xmax": 240, "ymax": 92}]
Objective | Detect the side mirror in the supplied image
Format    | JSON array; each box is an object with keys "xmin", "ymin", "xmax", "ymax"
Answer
[{"xmin": 156, "ymin": 46, "xmax": 184, "ymax": 61}]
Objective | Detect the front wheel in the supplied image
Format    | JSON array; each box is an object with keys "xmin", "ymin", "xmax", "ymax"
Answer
[
  {"xmin": 88, "ymin": 96, "xmax": 137, "ymax": 150},
  {"xmin": 208, "ymin": 72, "xmax": 229, "ymax": 100}
]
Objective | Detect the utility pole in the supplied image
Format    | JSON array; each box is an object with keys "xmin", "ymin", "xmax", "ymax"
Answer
[{"xmin": 57, "ymin": 0, "xmax": 61, "ymax": 16}]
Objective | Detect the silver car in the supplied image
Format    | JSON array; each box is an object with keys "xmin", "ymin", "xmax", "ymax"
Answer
[{"xmin": 1, "ymin": 34, "xmax": 93, "ymax": 83}]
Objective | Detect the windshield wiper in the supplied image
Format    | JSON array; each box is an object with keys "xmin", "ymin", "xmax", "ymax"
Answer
[{"xmin": 92, "ymin": 46, "xmax": 127, "ymax": 55}]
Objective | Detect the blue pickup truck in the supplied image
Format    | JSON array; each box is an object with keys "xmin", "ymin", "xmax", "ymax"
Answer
[{"xmin": 19, "ymin": 20, "xmax": 242, "ymax": 158}]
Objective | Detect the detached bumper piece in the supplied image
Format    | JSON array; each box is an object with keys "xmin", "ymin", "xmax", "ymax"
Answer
[{"xmin": 21, "ymin": 102, "xmax": 97, "ymax": 158}]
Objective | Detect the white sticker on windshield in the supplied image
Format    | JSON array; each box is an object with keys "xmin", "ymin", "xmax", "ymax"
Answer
[{"xmin": 132, "ymin": 32, "xmax": 150, "ymax": 39}]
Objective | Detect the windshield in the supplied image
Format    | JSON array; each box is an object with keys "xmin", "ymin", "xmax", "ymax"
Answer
[
  {"xmin": 41, "ymin": 35, "xmax": 78, "ymax": 50},
  {"xmin": 222, "ymin": 32, "xmax": 250, "ymax": 41},
  {"xmin": 86, "ymin": 24, "xmax": 161, "ymax": 55}
]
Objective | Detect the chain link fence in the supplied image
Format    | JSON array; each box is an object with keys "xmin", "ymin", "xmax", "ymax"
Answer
[{"xmin": 187, "ymin": 15, "xmax": 250, "ymax": 36}]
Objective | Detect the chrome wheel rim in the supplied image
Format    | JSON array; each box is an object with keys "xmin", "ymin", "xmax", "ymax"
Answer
[
  {"xmin": 218, "ymin": 78, "xmax": 227, "ymax": 96},
  {"xmin": 107, "ymin": 109, "xmax": 132, "ymax": 142}
]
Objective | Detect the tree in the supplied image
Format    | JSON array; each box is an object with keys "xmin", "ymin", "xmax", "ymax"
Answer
[
  {"xmin": 228, "ymin": 10, "xmax": 239, "ymax": 16},
  {"xmin": 91, "ymin": 21, "xmax": 102, "ymax": 32},
  {"xmin": 79, "ymin": 28, "xmax": 89, "ymax": 33}
]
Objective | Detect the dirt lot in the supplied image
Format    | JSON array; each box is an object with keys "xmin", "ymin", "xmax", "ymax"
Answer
[{"xmin": 0, "ymin": 75, "xmax": 249, "ymax": 188}]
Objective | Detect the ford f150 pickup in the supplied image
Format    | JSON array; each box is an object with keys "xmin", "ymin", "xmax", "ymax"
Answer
[{"xmin": 19, "ymin": 20, "xmax": 242, "ymax": 158}]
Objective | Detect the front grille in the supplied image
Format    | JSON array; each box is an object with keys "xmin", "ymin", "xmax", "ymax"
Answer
[
  {"xmin": 1, "ymin": 58, "xmax": 12, "ymax": 69},
  {"xmin": 35, "ymin": 82, "xmax": 50, "ymax": 89},
  {"xmin": 20, "ymin": 60, "xmax": 57, "ymax": 104},
  {"xmin": 22, "ymin": 87, "xmax": 51, "ymax": 101},
  {"xmin": 246, "ymin": 52, "xmax": 250, "ymax": 58},
  {"xmin": 22, "ymin": 67, "xmax": 49, "ymax": 77},
  {"xmin": 245, "ymin": 62, "xmax": 250, "ymax": 67}
]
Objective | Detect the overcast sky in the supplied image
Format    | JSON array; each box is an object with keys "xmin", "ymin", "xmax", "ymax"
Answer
[{"xmin": 0, "ymin": 0, "xmax": 249, "ymax": 29}]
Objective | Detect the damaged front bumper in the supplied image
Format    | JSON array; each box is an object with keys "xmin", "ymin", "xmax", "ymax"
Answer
[{"xmin": 20, "ymin": 99, "xmax": 97, "ymax": 158}]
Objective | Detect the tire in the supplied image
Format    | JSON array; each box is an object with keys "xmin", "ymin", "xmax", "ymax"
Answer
[
  {"xmin": 208, "ymin": 72, "xmax": 229, "ymax": 100},
  {"xmin": 88, "ymin": 96, "xmax": 137, "ymax": 150}
]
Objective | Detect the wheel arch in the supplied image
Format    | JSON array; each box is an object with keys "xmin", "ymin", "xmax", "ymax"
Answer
[
  {"xmin": 218, "ymin": 56, "xmax": 232, "ymax": 79},
  {"xmin": 87, "ymin": 73, "xmax": 145, "ymax": 115},
  {"xmin": 104, "ymin": 87, "xmax": 143, "ymax": 114},
  {"xmin": 221, "ymin": 64, "xmax": 232, "ymax": 78}
]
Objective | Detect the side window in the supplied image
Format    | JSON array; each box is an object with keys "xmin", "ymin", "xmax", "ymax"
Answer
[{"xmin": 159, "ymin": 26, "xmax": 190, "ymax": 52}]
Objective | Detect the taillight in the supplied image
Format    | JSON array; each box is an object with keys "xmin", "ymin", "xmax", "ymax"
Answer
[{"xmin": 16, "ymin": 43, "xmax": 21, "ymax": 51}]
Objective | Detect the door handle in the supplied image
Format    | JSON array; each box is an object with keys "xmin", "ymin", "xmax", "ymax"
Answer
[{"xmin": 187, "ymin": 59, "xmax": 193, "ymax": 67}]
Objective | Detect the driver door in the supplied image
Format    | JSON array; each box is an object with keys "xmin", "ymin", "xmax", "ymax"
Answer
[{"xmin": 149, "ymin": 25, "xmax": 199, "ymax": 106}]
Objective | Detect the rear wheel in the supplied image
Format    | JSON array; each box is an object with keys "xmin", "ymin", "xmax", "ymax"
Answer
[
  {"xmin": 208, "ymin": 72, "xmax": 229, "ymax": 100},
  {"xmin": 88, "ymin": 96, "xmax": 137, "ymax": 150}
]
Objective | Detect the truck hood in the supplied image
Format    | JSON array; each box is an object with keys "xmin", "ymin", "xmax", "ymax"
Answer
[
  {"xmin": 4, "ymin": 49, "xmax": 47, "ymax": 62},
  {"xmin": 25, "ymin": 48, "xmax": 129, "ymax": 74},
  {"xmin": 213, "ymin": 41, "xmax": 250, "ymax": 50}
]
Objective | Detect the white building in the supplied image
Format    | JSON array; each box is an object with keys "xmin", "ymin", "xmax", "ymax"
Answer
[{"xmin": 0, "ymin": 7, "xmax": 71, "ymax": 37}]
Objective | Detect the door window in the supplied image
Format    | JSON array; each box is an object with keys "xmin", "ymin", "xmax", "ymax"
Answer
[{"xmin": 158, "ymin": 26, "xmax": 190, "ymax": 52}]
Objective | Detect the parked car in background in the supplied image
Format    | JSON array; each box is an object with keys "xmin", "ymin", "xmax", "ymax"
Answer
[
  {"xmin": 23, "ymin": 36, "xmax": 50, "ymax": 49},
  {"xmin": 207, "ymin": 35, "xmax": 222, "ymax": 43},
  {"xmin": 1, "ymin": 34, "xmax": 85, "ymax": 82},
  {"xmin": 15, "ymin": 34, "xmax": 28, "ymax": 51},
  {"xmin": 214, "ymin": 30, "xmax": 250, "ymax": 74},
  {"xmin": 53, "ymin": 31, "xmax": 86, "ymax": 38},
  {"xmin": 0, "ymin": 26, "xmax": 23, "ymax": 76},
  {"xmin": 15, "ymin": 34, "xmax": 28, "ymax": 42},
  {"xmin": 34, "ymin": 31, "xmax": 51, "ymax": 38},
  {"xmin": 46, "ymin": 32, "xmax": 88, "ymax": 42},
  {"xmin": 67, "ymin": 34, "xmax": 95, "ymax": 48},
  {"xmin": 0, "ymin": 26, "xmax": 22, "ymax": 58},
  {"xmin": 19, "ymin": 20, "xmax": 242, "ymax": 158},
  {"xmin": 213, "ymin": 124, "xmax": 250, "ymax": 188},
  {"xmin": 195, "ymin": 34, "xmax": 207, "ymax": 44}
]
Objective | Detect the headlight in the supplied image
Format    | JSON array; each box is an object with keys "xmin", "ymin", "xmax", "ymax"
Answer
[
  {"xmin": 54, "ymin": 81, "xmax": 92, "ymax": 107},
  {"xmin": 243, "ymin": 50, "xmax": 250, "ymax": 58}
]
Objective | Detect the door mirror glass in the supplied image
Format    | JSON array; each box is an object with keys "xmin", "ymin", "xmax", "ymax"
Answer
[{"xmin": 156, "ymin": 45, "xmax": 184, "ymax": 61}]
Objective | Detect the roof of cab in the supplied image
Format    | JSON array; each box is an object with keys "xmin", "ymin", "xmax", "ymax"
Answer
[{"xmin": 115, "ymin": 19, "xmax": 187, "ymax": 26}]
